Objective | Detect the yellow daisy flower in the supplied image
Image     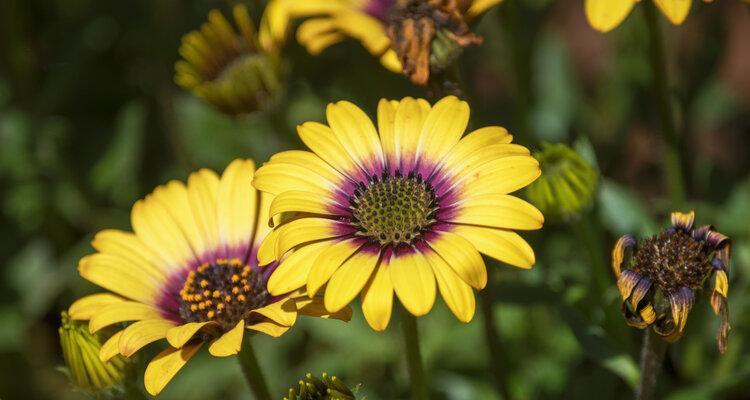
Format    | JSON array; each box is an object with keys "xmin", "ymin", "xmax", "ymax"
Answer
[
  {"xmin": 612, "ymin": 211, "xmax": 731, "ymax": 352},
  {"xmin": 174, "ymin": 5, "xmax": 282, "ymax": 115},
  {"xmin": 253, "ymin": 96, "xmax": 543, "ymax": 331},
  {"xmin": 68, "ymin": 159, "xmax": 350, "ymax": 396},
  {"xmin": 261, "ymin": 0, "xmax": 503, "ymax": 85},
  {"xmin": 586, "ymin": 0, "xmax": 710, "ymax": 33}
]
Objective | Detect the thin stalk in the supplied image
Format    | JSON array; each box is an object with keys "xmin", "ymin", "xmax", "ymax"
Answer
[
  {"xmin": 401, "ymin": 312, "xmax": 429, "ymax": 400},
  {"xmin": 478, "ymin": 285, "xmax": 511, "ymax": 400},
  {"xmin": 238, "ymin": 338, "xmax": 272, "ymax": 400},
  {"xmin": 635, "ymin": 329, "xmax": 668, "ymax": 400},
  {"xmin": 642, "ymin": 0, "xmax": 686, "ymax": 209}
]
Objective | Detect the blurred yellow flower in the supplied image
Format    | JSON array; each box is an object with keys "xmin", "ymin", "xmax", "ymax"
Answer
[
  {"xmin": 254, "ymin": 96, "xmax": 542, "ymax": 331},
  {"xmin": 262, "ymin": 0, "xmax": 503, "ymax": 85},
  {"xmin": 612, "ymin": 211, "xmax": 731, "ymax": 352},
  {"xmin": 174, "ymin": 5, "xmax": 282, "ymax": 115},
  {"xmin": 586, "ymin": 0, "xmax": 709, "ymax": 33},
  {"xmin": 68, "ymin": 159, "xmax": 350, "ymax": 396}
]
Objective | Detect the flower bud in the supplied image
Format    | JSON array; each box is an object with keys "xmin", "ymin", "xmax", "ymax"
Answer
[
  {"xmin": 526, "ymin": 143, "xmax": 598, "ymax": 221},
  {"xmin": 174, "ymin": 5, "xmax": 282, "ymax": 115},
  {"xmin": 58, "ymin": 311, "xmax": 130, "ymax": 391},
  {"xmin": 284, "ymin": 372, "xmax": 357, "ymax": 400}
]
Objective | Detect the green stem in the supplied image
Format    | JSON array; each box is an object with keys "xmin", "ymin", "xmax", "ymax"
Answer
[
  {"xmin": 478, "ymin": 285, "xmax": 511, "ymax": 400},
  {"xmin": 635, "ymin": 329, "xmax": 668, "ymax": 400},
  {"xmin": 238, "ymin": 338, "xmax": 272, "ymax": 400},
  {"xmin": 401, "ymin": 312, "xmax": 429, "ymax": 400},
  {"xmin": 642, "ymin": 0, "xmax": 686, "ymax": 209}
]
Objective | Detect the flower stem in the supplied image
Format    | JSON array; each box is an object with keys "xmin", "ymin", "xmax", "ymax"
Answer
[
  {"xmin": 478, "ymin": 285, "xmax": 511, "ymax": 400},
  {"xmin": 401, "ymin": 312, "xmax": 429, "ymax": 400},
  {"xmin": 238, "ymin": 338, "xmax": 272, "ymax": 400},
  {"xmin": 635, "ymin": 329, "xmax": 668, "ymax": 400},
  {"xmin": 642, "ymin": 0, "xmax": 686, "ymax": 209}
]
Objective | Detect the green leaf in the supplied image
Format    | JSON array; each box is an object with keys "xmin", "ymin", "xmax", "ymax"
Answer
[{"xmin": 597, "ymin": 179, "xmax": 657, "ymax": 237}]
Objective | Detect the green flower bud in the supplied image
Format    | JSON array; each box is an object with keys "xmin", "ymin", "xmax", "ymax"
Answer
[
  {"xmin": 284, "ymin": 372, "xmax": 357, "ymax": 400},
  {"xmin": 526, "ymin": 143, "xmax": 598, "ymax": 221},
  {"xmin": 174, "ymin": 5, "xmax": 282, "ymax": 116},
  {"xmin": 58, "ymin": 311, "xmax": 129, "ymax": 392}
]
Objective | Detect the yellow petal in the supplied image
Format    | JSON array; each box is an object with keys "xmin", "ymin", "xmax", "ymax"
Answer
[
  {"xmin": 268, "ymin": 240, "xmax": 330, "ymax": 295},
  {"xmin": 217, "ymin": 159, "xmax": 257, "ymax": 253},
  {"xmin": 439, "ymin": 144, "xmax": 531, "ymax": 180},
  {"xmin": 457, "ymin": 155, "xmax": 541, "ymax": 196},
  {"xmin": 453, "ymin": 194, "xmax": 544, "ymax": 230},
  {"xmin": 99, "ymin": 330, "xmax": 125, "ymax": 362},
  {"xmin": 68, "ymin": 293, "xmax": 126, "ymax": 320},
  {"xmin": 390, "ymin": 250, "xmax": 436, "ymax": 317},
  {"xmin": 293, "ymin": 295, "xmax": 353, "ymax": 321},
  {"xmin": 253, "ymin": 162, "xmax": 338, "ymax": 197},
  {"xmin": 296, "ymin": 17, "xmax": 341, "ymax": 55},
  {"xmin": 654, "ymin": 0, "xmax": 692, "ymax": 24},
  {"xmin": 324, "ymin": 249, "xmax": 379, "ymax": 313},
  {"xmin": 296, "ymin": 121, "xmax": 362, "ymax": 180},
  {"xmin": 427, "ymin": 231, "xmax": 487, "ymax": 289},
  {"xmin": 417, "ymin": 96, "xmax": 469, "ymax": 165},
  {"xmin": 252, "ymin": 191, "xmax": 275, "ymax": 253},
  {"xmin": 247, "ymin": 320, "xmax": 290, "ymax": 337},
  {"xmin": 331, "ymin": 10, "xmax": 390, "ymax": 54},
  {"xmin": 92, "ymin": 230, "xmax": 168, "ymax": 279},
  {"xmin": 151, "ymin": 181, "xmax": 208, "ymax": 262},
  {"xmin": 252, "ymin": 299, "xmax": 297, "ymax": 326},
  {"xmin": 307, "ymin": 239, "xmax": 362, "ymax": 297},
  {"xmin": 186, "ymin": 169, "xmax": 221, "ymax": 257},
  {"xmin": 268, "ymin": 190, "xmax": 340, "ymax": 221},
  {"xmin": 426, "ymin": 250, "xmax": 476, "ymax": 322},
  {"xmin": 361, "ymin": 262, "xmax": 394, "ymax": 331},
  {"xmin": 377, "ymin": 98, "xmax": 399, "ymax": 169},
  {"xmin": 274, "ymin": 218, "xmax": 347, "ymax": 259},
  {"xmin": 394, "ymin": 97, "xmax": 432, "ymax": 171},
  {"xmin": 78, "ymin": 254, "xmax": 161, "ymax": 305},
  {"xmin": 144, "ymin": 342, "xmax": 203, "ymax": 396},
  {"xmin": 270, "ymin": 150, "xmax": 346, "ymax": 183},
  {"xmin": 326, "ymin": 100, "xmax": 385, "ymax": 174},
  {"xmin": 208, "ymin": 320, "xmax": 245, "ymax": 357},
  {"xmin": 466, "ymin": 0, "xmax": 504, "ymax": 20},
  {"xmin": 89, "ymin": 301, "xmax": 162, "ymax": 333},
  {"xmin": 131, "ymin": 196, "xmax": 196, "ymax": 272},
  {"xmin": 440, "ymin": 126, "xmax": 513, "ymax": 169},
  {"xmin": 450, "ymin": 225, "xmax": 536, "ymax": 269},
  {"xmin": 379, "ymin": 49, "xmax": 403, "ymax": 73},
  {"xmin": 166, "ymin": 322, "xmax": 213, "ymax": 348},
  {"xmin": 585, "ymin": 0, "xmax": 636, "ymax": 33},
  {"xmin": 119, "ymin": 319, "xmax": 175, "ymax": 358}
]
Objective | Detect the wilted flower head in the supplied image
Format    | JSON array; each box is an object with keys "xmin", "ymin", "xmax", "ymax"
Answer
[
  {"xmin": 263, "ymin": 0, "xmax": 502, "ymax": 85},
  {"xmin": 174, "ymin": 5, "xmax": 281, "ymax": 115},
  {"xmin": 59, "ymin": 311, "xmax": 130, "ymax": 392},
  {"xmin": 526, "ymin": 143, "xmax": 598, "ymax": 221},
  {"xmin": 284, "ymin": 372, "xmax": 356, "ymax": 400},
  {"xmin": 612, "ymin": 211, "xmax": 731, "ymax": 352}
]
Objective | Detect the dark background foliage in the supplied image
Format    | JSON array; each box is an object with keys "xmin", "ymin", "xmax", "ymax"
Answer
[{"xmin": 0, "ymin": 0, "xmax": 749, "ymax": 399}]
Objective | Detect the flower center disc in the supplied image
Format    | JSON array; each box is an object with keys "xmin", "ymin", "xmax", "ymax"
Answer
[
  {"xmin": 350, "ymin": 173, "xmax": 437, "ymax": 246},
  {"xmin": 178, "ymin": 259, "xmax": 268, "ymax": 331},
  {"xmin": 633, "ymin": 230, "xmax": 713, "ymax": 294}
]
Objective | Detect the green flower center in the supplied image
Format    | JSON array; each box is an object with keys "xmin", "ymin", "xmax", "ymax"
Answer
[
  {"xmin": 632, "ymin": 230, "xmax": 713, "ymax": 294},
  {"xmin": 178, "ymin": 259, "xmax": 268, "ymax": 331},
  {"xmin": 350, "ymin": 173, "xmax": 438, "ymax": 246}
]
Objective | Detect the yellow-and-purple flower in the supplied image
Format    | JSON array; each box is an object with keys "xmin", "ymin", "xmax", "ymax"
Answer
[
  {"xmin": 68, "ymin": 159, "xmax": 350, "ymax": 395},
  {"xmin": 254, "ymin": 96, "xmax": 543, "ymax": 331}
]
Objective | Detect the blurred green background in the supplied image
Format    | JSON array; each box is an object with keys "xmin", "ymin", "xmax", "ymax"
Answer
[{"xmin": 1, "ymin": 0, "xmax": 749, "ymax": 399}]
